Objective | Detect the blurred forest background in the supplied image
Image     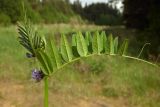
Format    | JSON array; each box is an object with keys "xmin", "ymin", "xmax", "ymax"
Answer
[
  {"xmin": 0, "ymin": 0, "xmax": 160, "ymax": 107},
  {"xmin": 0, "ymin": 0, "xmax": 159, "ymax": 59}
]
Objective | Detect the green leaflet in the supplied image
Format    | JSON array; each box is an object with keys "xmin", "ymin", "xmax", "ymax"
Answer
[
  {"xmin": 60, "ymin": 34, "xmax": 73, "ymax": 62},
  {"xmin": 85, "ymin": 31, "xmax": 92, "ymax": 46},
  {"xmin": 92, "ymin": 31, "xmax": 103, "ymax": 55},
  {"xmin": 105, "ymin": 36, "xmax": 110, "ymax": 54},
  {"xmin": 114, "ymin": 37, "xmax": 118, "ymax": 54},
  {"xmin": 101, "ymin": 31, "xmax": 107, "ymax": 53},
  {"xmin": 76, "ymin": 32, "xmax": 88, "ymax": 56},
  {"xmin": 72, "ymin": 34, "xmax": 77, "ymax": 47},
  {"xmin": 33, "ymin": 32, "xmax": 45, "ymax": 50},
  {"xmin": 19, "ymin": 40, "xmax": 33, "ymax": 53},
  {"xmin": 108, "ymin": 34, "xmax": 114, "ymax": 55},
  {"xmin": 72, "ymin": 34, "xmax": 79, "ymax": 57},
  {"xmin": 48, "ymin": 38, "xmax": 62, "ymax": 69},
  {"xmin": 85, "ymin": 31, "xmax": 93, "ymax": 54},
  {"xmin": 18, "ymin": 23, "xmax": 45, "ymax": 55},
  {"xmin": 118, "ymin": 39, "xmax": 128, "ymax": 56},
  {"xmin": 36, "ymin": 50, "xmax": 53, "ymax": 75},
  {"xmin": 18, "ymin": 25, "xmax": 33, "ymax": 54}
]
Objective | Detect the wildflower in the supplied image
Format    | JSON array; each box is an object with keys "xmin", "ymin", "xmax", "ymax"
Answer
[{"xmin": 32, "ymin": 69, "xmax": 44, "ymax": 82}]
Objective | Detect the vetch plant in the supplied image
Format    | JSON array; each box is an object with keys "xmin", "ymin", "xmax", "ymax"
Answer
[{"xmin": 17, "ymin": 22, "xmax": 158, "ymax": 107}]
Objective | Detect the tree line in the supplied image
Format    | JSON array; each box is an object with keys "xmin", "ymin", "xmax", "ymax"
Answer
[
  {"xmin": 0, "ymin": 0, "xmax": 75, "ymax": 25},
  {"xmin": 71, "ymin": 0, "xmax": 122, "ymax": 25},
  {"xmin": 0, "ymin": 0, "xmax": 122, "ymax": 26}
]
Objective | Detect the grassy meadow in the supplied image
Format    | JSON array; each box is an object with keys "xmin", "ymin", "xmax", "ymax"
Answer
[{"xmin": 0, "ymin": 25, "xmax": 160, "ymax": 107}]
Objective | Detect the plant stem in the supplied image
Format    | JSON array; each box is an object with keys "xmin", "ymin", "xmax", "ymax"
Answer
[
  {"xmin": 56, "ymin": 54, "xmax": 158, "ymax": 72},
  {"xmin": 44, "ymin": 77, "xmax": 49, "ymax": 107},
  {"xmin": 137, "ymin": 43, "xmax": 150, "ymax": 58}
]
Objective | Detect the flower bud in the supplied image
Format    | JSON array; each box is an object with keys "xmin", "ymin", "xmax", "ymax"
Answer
[{"xmin": 32, "ymin": 69, "xmax": 44, "ymax": 82}]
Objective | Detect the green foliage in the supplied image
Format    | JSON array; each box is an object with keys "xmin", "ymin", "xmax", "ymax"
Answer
[
  {"xmin": 0, "ymin": 12, "xmax": 11, "ymax": 26},
  {"xmin": 118, "ymin": 39, "xmax": 128, "ymax": 56},
  {"xmin": 85, "ymin": 32, "xmax": 92, "ymax": 46},
  {"xmin": 18, "ymin": 22, "xmax": 46, "ymax": 56},
  {"xmin": 71, "ymin": 34, "xmax": 79, "ymax": 57},
  {"xmin": 60, "ymin": 34, "xmax": 73, "ymax": 62},
  {"xmin": 101, "ymin": 31, "xmax": 107, "ymax": 51},
  {"xmin": 36, "ymin": 50, "xmax": 53, "ymax": 75},
  {"xmin": 47, "ymin": 38, "xmax": 62, "ymax": 69},
  {"xmin": 76, "ymin": 32, "xmax": 88, "ymax": 56},
  {"xmin": 114, "ymin": 37, "xmax": 119, "ymax": 54},
  {"xmin": 92, "ymin": 31, "xmax": 103, "ymax": 55},
  {"xmin": 0, "ymin": 0, "xmax": 79, "ymax": 24},
  {"xmin": 0, "ymin": 0, "xmax": 41, "ymax": 24},
  {"xmin": 85, "ymin": 32, "xmax": 92, "ymax": 53},
  {"xmin": 18, "ymin": 22, "xmax": 157, "ymax": 76},
  {"xmin": 25, "ymin": 5, "xmax": 42, "ymax": 23},
  {"xmin": 72, "ymin": 2, "xmax": 122, "ymax": 25},
  {"xmin": 96, "ymin": 14, "xmax": 122, "ymax": 25},
  {"xmin": 39, "ymin": 0, "xmax": 74, "ymax": 23},
  {"xmin": 108, "ymin": 34, "xmax": 114, "ymax": 55},
  {"xmin": 0, "ymin": 0, "xmax": 23, "ymax": 23}
]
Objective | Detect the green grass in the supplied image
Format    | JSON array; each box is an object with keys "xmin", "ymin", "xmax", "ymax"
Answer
[{"xmin": 0, "ymin": 25, "xmax": 160, "ymax": 107}]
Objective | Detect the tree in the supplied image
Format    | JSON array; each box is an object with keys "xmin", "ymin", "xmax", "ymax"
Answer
[
  {"xmin": 146, "ymin": 0, "xmax": 160, "ymax": 54},
  {"xmin": 83, "ymin": 3, "xmax": 122, "ymax": 25},
  {"xmin": 0, "ymin": 0, "xmax": 23, "ymax": 23},
  {"xmin": 123, "ymin": 0, "xmax": 160, "ymax": 55},
  {"xmin": 71, "ymin": 0, "xmax": 83, "ymax": 16},
  {"xmin": 39, "ymin": 0, "xmax": 74, "ymax": 23},
  {"xmin": 71, "ymin": 2, "xmax": 122, "ymax": 25},
  {"xmin": 123, "ymin": 0, "xmax": 150, "ymax": 29},
  {"xmin": 0, "ymin": 0, "xmax": 42, "ymax": 24}
]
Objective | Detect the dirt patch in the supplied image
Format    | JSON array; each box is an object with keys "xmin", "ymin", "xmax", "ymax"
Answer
[{"xmin": 0, "ymin": 80, "xmax": 131, "ymax": 107}]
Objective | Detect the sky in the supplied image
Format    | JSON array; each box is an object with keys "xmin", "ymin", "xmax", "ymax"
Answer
[
  {"xmin": 70, "ymin": 0, "xmax": 123, "ymax": 10},
  {"xmin": 70, "ymin": 0, "xmax": 108, "ymax": 7}
]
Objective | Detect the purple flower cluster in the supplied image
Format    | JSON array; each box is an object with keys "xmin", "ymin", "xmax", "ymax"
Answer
[{"xmin": 32, "ymin": 69, "xmax": 44, "ymax": 82}]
